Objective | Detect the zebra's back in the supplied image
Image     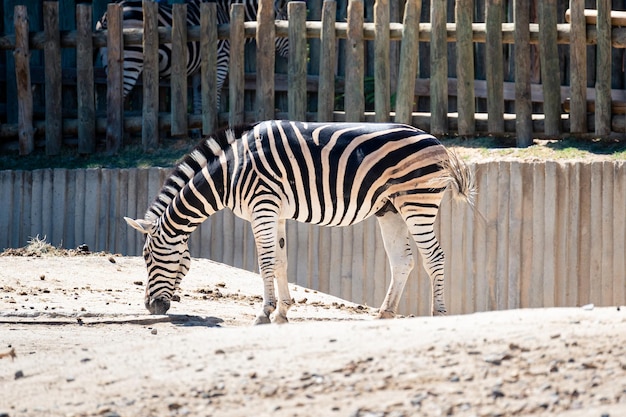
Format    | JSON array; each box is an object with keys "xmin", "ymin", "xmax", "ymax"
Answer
[{"xmin": 231, "ymin": 121, "xmax": 449, "ymax": 227}]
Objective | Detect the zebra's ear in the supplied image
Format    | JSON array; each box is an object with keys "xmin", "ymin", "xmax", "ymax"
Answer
[{"xmin": 124, "ymin": 217, "xmax": 154, "ymax": 235}]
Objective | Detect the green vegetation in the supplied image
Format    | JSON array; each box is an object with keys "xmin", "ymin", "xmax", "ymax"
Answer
[{"xmin": 1, "ymin": 135, "xmax": 626, "ymax": 172}]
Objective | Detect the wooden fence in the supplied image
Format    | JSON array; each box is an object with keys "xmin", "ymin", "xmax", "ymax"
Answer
[
  {"xmin": 1, "ymin": 0, "xmax": 626, "ymax": 156},
  {"xmin": 1, "ymin": 160, "xmax": 624, "ymax": 316}
]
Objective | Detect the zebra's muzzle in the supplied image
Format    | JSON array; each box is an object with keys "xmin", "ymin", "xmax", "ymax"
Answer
[{"xmin": 146, "ymin": 297, "xmax": 171, "ymax": 315}]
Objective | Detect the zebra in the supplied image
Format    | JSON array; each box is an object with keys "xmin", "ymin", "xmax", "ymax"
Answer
[
  {"xmin": 96, "ymin": 0, "xmax": 289, "ymax": 108},
  {"xmin": 125, "ymin": 121, "xmax": 476, "ymax": 323}
]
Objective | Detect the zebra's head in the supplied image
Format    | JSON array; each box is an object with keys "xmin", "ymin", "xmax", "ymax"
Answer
[{"xmin": 124, "ymin": 216, "xmax": 191, "ymax": 315}]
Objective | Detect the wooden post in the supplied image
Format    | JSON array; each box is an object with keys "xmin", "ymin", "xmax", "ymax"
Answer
[
  {"xmin": 201, "ymin": 2, "xmax": 218, "ymax": 135},
  {"xmin": 456, "ymin": 0, "xmax": 475, "ymax": 136},
  {"xmin": 288, "ymin": 2, "xmax": 307, "ymax": 121},
  {"xmin": 514, "ymin": 0, "xmax": 532, "ymax": 146},
  {"xmin": 394, "ymin": 0, "xmax": 420, "ymax": 125},
  {"xmin": 13, "ymin": 5, "xmax": 34, "ymax": 156},
  {"xmin": 345, "ymin": 0, "xmax": 364, "ymax": 122},
  {"xmin": 430, "ymin": 0, "xmax": 447, "ymax": 135},
  {"xmin": 569, "ymin": 0, "xmax": 587, "ymax": 134},
  {"xmin": 76, "ymin": 3, "xmax": 96, "ymax": 154},
  {"xmin": 374, "ymin": 0, "xmax": 390, "ymax": 123},
  {"xmin": 171, "ymin": 3, "xmax": 188, "ymax": 136},
  {"xmin": 106, "ymin": 3, "xmax": 124, "ymax": 154},
  {"xmin": 595, "ymin": 0, "xmax": 612, "ymax": 136},
  {"xmin": 538, "ymin": 0, "xmax": 561, "ymax": 137},
  {"xmin": 256, "ymin": 0, "xmax": 276, "ymax": 121},
  {"xmin": 486, "ymin": 0, "xmax": 504, "ymax": 135},
  {"xmin": 229, "ymin": 3, "xmax": 245, "ymax": 127},
  {"xmin": 317, "ymin": 0, "xmax": 336, "ymax": 122},
  {"xmin": 142, "ymin": 0, "xmax": 159, "ymax": 151},
  {"xmin": 43, "ymin": 1, "xmax": 62, "ymax": 155}
]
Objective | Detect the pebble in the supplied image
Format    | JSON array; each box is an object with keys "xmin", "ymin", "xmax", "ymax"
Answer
[
  {"xmin": 14, "ymin": 370, "xmax": 24, "ymax": 380},
  {"xmin": 150, "ymin": 328, "xmax": 157, "ymax": 335}
]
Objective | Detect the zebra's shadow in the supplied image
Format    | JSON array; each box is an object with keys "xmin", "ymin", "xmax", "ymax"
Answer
[{"xmin": 167, "ymin": 314, "xmax": 224, "ymax": 328}]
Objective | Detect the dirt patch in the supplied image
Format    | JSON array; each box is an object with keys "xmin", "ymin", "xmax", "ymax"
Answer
[{"xmin": 1, "ymin": 254, "xmax": 625, "ymax": 417}]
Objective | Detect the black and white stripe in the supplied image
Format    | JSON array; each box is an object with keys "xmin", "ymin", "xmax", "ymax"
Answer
[
  {"xmin": 126, "ymin": 121, "xmax": 476, "ymax": 322},
  {"xmin": 97, "ymin": 0, "xmax": 289, "ymax": 106}
]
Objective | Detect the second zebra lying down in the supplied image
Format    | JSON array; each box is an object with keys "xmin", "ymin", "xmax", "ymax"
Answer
[{"xmin": 125, "ymin": 121, "xmax": 475, "ymax": 324}]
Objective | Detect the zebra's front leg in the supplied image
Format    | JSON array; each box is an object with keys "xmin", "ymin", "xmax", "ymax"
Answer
[
  {"xmin": 376, "ymin": 210, "xmax": 415, "ymax": 319},
  {"xmin": 273, "ymin": 219, "xmax": 293, "ymax": 323},
  {"xmin": 250, "ymin": 210, "xmax": 281, "ymax": 325}
]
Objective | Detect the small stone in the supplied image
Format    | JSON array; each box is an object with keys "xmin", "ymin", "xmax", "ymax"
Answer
[
  {"xmin": 581, "ymin": 303, "xmax": 594, "ymax": 311},
  {"xmin": 14, "ymin": 370, "xmax": 24, "ymax": 380},
  {"xmin": 150, "ymin": 328, "xmax": 158, "ymax": 335},
  {"xmin": 39, "ymin": 274, "xmax": 45, "ymax": 280}
]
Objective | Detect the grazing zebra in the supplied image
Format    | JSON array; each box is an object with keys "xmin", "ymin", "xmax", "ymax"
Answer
[
  {"xmin": 125, "ymin": 121, "xmax": 476, "ymax": 323},
  {"xmin": 96, "ymin": 0, "xmax": 289, "ymax": 107}
]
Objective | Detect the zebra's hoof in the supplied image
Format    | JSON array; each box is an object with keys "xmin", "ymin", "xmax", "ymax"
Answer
[
  {"xmin": 253, "ymin": 314, "xmax": 271, "ymax": 325},
  {"xmin": 273, "ymin": 314, "xmax": 289, "ymax": 324},
  {"xmin": 376, "ymin": 310, "xmax": 395, "ymax": 319}
]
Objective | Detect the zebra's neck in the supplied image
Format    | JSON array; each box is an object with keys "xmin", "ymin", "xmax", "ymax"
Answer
[{"xmin": 145, "ymin": 125, "xmax": 252, "ymax": 224}]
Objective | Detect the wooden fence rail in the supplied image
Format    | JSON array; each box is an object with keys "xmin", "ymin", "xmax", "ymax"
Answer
[
  {"xmin": 1, "ymin": 161, "xmax": 624, "ymax": 316},
  {"xmin": 0, "ymin": 1, "xmax": 625, "ymax": 156}
]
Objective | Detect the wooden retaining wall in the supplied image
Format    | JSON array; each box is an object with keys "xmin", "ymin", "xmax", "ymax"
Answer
[{"xmin": 1, "ymin": 161, "xmax": 625, "ymax": 316}]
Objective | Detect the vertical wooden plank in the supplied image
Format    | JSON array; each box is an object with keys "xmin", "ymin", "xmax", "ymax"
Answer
[
  {"xmin": 538, "ymin": 0, "xmax": 561, "ymax": 136},
  {"xmin": 106, "ymin": 3, "xmax": 124, "ymax": 154},
  {"xmin": 256, "ymin": 0, "xmax": 276, "ymax": 121},
  {"xmin": 64, "ymin": 170, "xmax": 76, "ymax": 249},
  {"xmin": 20, "ymin": 171, "xmax": 33, "ymax": 247},
  {"xmin": 51, "ymin": 169, "xmax": 66, "ymax": 248},
  {"xmin": 142, "ymin": 0, "xmax": 159, "ymax": 150},
  {"xmin": 455, "ymin": 0, "xmax": 475, "ymax": 136},
  {"xmin": 77, "ymin": 3, "xmax": 96, "ymax": 154},
  {"xmin": 569, "ymin": 0, "xmax": 587, "ymax": 134},
  {"xmin": 595, "ymin": 0, "xmax": 611, "ymax": 136},
  {"xmin": 340, "ymin": 226, "xmax": 353, "ymax": 302},
  {"xmin": 171, "ymin": 3, "xmax": 188, "ymax": 136},
  {"xmin": 0, "ymin": 171, "xmax": 13, "ymax": 250},
  {"xmin": 345, "ymin": 0, "xmax": 364, "ymax": 122},
  {"xmin": 601, "ymin": 162, "xmax": 614, "ymax": 306},
  {"xmin": 288, "ymin": 2, "xmax": 307, "ymax": 121},
  {"xmin": 329, "ymin": 227, "xmax": 343, "ymax": 298},
  {"xmin": 507, "ymin": 162, "xmax": 522, "ymax": 309},
  {"xmin": 374, "ymin": 0, "xmax": 390, "ymax": 122},
  {"xmin": 555, "ymin": 162, "xmax": 569, "ymax": 307},
  {"xmin": 317, "ymin": 226, "xmax": 331, "ymax": 294},
  {"xmin": 543, "ymin": 162, "xmax": 557, "ymax": 307},
  {"xmin": 43, "ymin": 1, "xmax": 62, "ymax": 155},
  {"xmin": 485, "ymin": 0, "xmax": 504, "ymax": 135},
  {"xmin": 485, "ymin": 163, "xmax": 499, "ymax": 311},
  {"xmin": 201, "ymin": 2, "xmax": 218, "ymax": 135},
  {"xmin": 30, "ymin": 170, "xmax": 43, "ymax": 245},
  {"xmin": 430, "ymin": 0, "xmax": 447, "ymax": 135},
  {"xmin": 318, "ymin": 0, "xmax": 336, "ymax": 122},
  {"xmin": 472, "ymin": 163, "xmax": 489, "ymax": 312},
  {"xmin": 530, "ymin": 163, "xmax": 545, "ymax": 308},
  {"xmin": 462, "ymin": 164, "xmax": 477, "ymax": 314},
  {"xmin": 514, "ymin": 0, "xmax": 532, "ymax": 146},
  {"xmin": 13, "ymin": 5, "xmax": 34, "ymax": 155},
  {"xmin": 612, "ymin": 162, "xmax": 626, "ymax": 306},
  {"xmin": 394, "ymin": 0, "xmax": 420, "ymax": 125},
  {"xmin": 566, "ymin": 163, "xmax": 580, "ymax": 306},
  {"xmin": 229, "ymin": 3, "xmax": 245, "ymax": 127},
  {"xmin": 589, "ymin": 163, "xmax": 603, "ymax": 304},
  {"xmin": 495, "ymin": 162, "xmax": 510, "ymax": 310},
  {"xmin": 519, "ymin": 163, "xmax": 534, "ymax": 308},
  {"xmin": 577, "ymin": 163, "xmax": 591, "ymax": 306}
]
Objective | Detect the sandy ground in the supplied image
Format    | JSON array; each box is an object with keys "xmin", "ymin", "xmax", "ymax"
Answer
[{"xmin": 0, "ymin": 253, "xmax": 625, "ymax": 417}]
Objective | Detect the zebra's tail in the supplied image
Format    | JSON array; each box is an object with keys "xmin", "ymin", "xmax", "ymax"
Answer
[{"xmin": 438, "ymin": 149, "xmax": 477, "ymax": 207}]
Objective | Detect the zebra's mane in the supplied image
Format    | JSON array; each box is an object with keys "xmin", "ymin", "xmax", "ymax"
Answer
[{"xmin": 145, "ymin": 123, "xmax": 254, "ymax": 222}]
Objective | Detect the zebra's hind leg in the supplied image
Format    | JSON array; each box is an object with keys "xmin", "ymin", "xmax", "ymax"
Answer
[
  {"xmin": 272, "ymin": 219, "xmax": 293, "ymax": 324},
  {"xmin": 376, "ymin": 209, "xmax": 415, "ymax": 319},
  {"xmin": 396, "ymin": 197, "xmax": 448, "ymax": 316}
]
